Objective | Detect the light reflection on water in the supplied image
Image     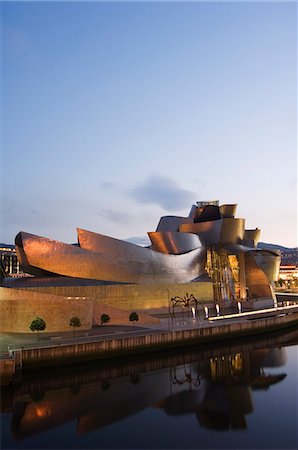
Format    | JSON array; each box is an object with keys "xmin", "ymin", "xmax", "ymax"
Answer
[{"xmin": 1, "ymin": 329, "xmax": 298, "ymax": 449}]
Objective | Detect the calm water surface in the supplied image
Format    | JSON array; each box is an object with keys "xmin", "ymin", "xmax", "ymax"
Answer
[{"xmin": 1, "ymin": 330, "xmax": 298, "ymax": 450}]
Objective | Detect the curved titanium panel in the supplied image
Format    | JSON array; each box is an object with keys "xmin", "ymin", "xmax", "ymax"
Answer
[
  {"xmin": 242, "ymin": 229, "xmax": 261, "ymax": 248},
  {"xmin": 16, "ymin": 232, "xmax": 207, "ymax": 284},
  {"xmin": 219, "ymin": 243, "xmax": 256, "ymax": 255},
  {"xmin": 223, "ymin": 245, "xmax": 280, "ymax": 280},
  {"xmin": 148, "ymin": 231, "xmax": 202, "ymax": 255},
  {"xmin": 15, "ymin": 233, "xmax": 59, "ymax": 278},
  {"xmin": 194, "ymin": 205, "xmax": 221, "ymax": 223},
  {"xmin": 244, "ymin": 252, "xmax": 273, "ymax": 298},
  {"xmin": 78, "ymin": 228, "xmax": 150, "ymax": 260},
  {"xmin": 188, "ymin": 205, "xmax": 198, "ymax": 219},
  {"xmin": 179, "ymin": 220, "xmax": 222, "ymax": 244},
  {"xmin": 156, "ymin": 216, "xmax": 193, "ymax": 232},
  {"xmin": 219, "ymin": 204, "xmax": 237, "ymax": 219},
  {"xmin": 179, "ymin": 218, "xmax": 245, "ymax": 246},
  {"xmin": 219, "ymin": 218, "xmax": 245, "ymax": 244},
  {"xmin": 252, "ymin": 250, "xmax": 281, "ymax": 283}
]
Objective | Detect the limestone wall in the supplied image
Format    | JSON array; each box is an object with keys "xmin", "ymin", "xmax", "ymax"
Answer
[
  {"xmin": 0, "ymin": 282, "xmax": 213, "ymax": 333},
  {"xmin": 0, "ymin": 287, "xmax": 93, "ymax": 333},
  {"xmin": 13, "ymin": 282, "xmax": 214, "ymax": 310}
]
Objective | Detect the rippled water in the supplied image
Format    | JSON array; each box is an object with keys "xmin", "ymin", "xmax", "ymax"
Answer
[{"xmin": 1, "ymin": 329, "xmax": 298, "ymax": 449}]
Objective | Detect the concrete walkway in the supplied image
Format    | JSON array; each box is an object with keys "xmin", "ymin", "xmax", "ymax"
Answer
[
  {"xmin": 1, "ymin": 302, "xmax": 298, "ymax": 355},
  {"xmin": 0, "ymin": 314, "xmax": 231, "ymax": 354},
  {"xmin": 0, "ymin": 324, "xmax": 148, "ymax": 354}
]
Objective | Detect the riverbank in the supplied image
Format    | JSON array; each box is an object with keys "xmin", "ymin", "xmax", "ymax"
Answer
[{"xmin": 1, "ymin": 303, "xmax": 298, "ymax": 386}]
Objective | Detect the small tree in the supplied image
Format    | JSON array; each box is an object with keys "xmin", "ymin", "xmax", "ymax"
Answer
[
  {"xmin": 100, "ymin": 313, "xmax": 110, "ymax": 326},
  {"xmin": 129, "ymin": 311, "xmax": 139, "ymax": 328},
  {"xmin": 69, "ymin": 316, "xmax": 81, "ymax": 337},
  {"xmin": 29, "ymin": 317, "xmax": 46, "ymax": 338},
  {"xmin": 100, "ymin": 313, "xmax": 110, "ymax": 334}
]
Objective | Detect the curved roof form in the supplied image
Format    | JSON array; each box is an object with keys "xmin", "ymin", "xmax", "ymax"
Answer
[
  {"xmin": 148, "ymin": 231, "xmax": 202, "ymax": 255},
  {"xmin": 15, "ymin": 231, "xmax": 207, "ymax": 284},
  {"xmin": 219, "ymin": 204, "xmax": 237, "ymax": 219},
  {"xmin": 193, "ymin": 205, "xmax": 221, "ymax": 223},
  {"xmin": 179, "ymin": 218, "xmax": 245, "ymax": 246},
  {"xmin": 243, "ymin": 229, "xmax": 261, "ymax": 248},
  {"xmin": 14, "ymin": 200, "xmax": 280, "ymax": 297},
  {"xmin": 78, "ymin": 228, "xmax": 151, "ymax": 260},
  {"xmin": 156, "ymin": 216, "xmax": 193, "ymax": 232},
  {"xmin": 251, "ymin": 250, "xmax": 281, "ymax": 283}
]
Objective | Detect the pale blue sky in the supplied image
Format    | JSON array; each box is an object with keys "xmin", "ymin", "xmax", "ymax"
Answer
[{"xmin": 1, "ymin": 1, "xmax": 297, "ymax": 247}]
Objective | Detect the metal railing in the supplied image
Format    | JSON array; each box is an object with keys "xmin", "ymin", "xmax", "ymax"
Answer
[{"xmin": 6, "ymin": 327, "xmax": 170, "ymax": 354}]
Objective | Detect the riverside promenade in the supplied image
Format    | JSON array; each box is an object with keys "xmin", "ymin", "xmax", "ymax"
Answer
[{"xmin": 1, "ymin": 300, "xmax": 298, "ymax": 385}]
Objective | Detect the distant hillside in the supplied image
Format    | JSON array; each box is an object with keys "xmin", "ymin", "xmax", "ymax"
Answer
[
  {"xmin": 257, "ymin": 242, "xmax": 296, "ymax": 252},
  {"xmin": 258, "ymin": 242, "xmax": 298, "ymax": 265},
  {"xmin": 0, "ymin": 243, "xmax": 15, "ymax": 249},
  {"xmin": 125, "ymin": 236, "xmax": 151, "ymax": 247}
]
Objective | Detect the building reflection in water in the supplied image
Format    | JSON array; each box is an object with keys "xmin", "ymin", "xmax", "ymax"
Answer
[
  {"xmin": 2, "ymin": 330, "xmax": 296, "ymax": 442},
  {"xmin": 157, "ymin": 347, "xmax": 287, "ymax": 431}
]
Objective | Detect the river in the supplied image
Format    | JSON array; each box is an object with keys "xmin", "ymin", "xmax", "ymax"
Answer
[{"xmin": 1, "ymin": 329, "xmax": 297, "ymax": 449}]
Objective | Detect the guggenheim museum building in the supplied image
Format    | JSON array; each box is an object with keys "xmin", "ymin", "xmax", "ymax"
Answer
[{"xmin": 0, "ymin": 200, "xmax": 281, "ymax": 332}]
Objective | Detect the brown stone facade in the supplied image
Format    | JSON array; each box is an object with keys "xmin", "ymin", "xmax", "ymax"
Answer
[
  {"xmin": 9, "ymin": 281, "xmax": 213, "ymax": 310},
  {"xmin": 0, "ymin": 282, "xmax": 213, "ymax": 333},
  {"xmin": 0, "ymin": 287, "xmax": 93, "ymax": 333}
]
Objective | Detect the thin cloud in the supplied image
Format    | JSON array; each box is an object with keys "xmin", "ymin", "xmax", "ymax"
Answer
[
  {"xmin": 3, "ymin": 24, "xmax": 32, "ymax": 55},
  {"xmin": 100, "ymin": 181, "xmax": 116, "ymax": 189},
  {"xmin": 98, "ymin": 208, "xmax": 132, "ymax": 224},
  {"xmin": 130, "ymin": 175, "xmax": 197, "ymax": 211},
  {"xmin": 2, "ymin": 200, "xmax": 39, "ymax": 218}
]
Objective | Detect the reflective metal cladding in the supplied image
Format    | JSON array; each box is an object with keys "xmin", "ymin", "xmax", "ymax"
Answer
[
  {"xmin": 15, "ymin": 200, "xmax": 280, "ymax": 298},
  {"xmin": 16, "ymin": 231, "xmax": 206, "ymax": 284},
  {"xmin": 148, "ymin": 231, "xmax": 202, "ymax": 255}
]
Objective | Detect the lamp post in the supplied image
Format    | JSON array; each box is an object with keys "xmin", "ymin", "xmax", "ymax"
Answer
[
  {"xmin": 166, "ymin": 289, "xmax": 172, "ymax": 330},
  {"xmin": 191, "ymin": 306, "xmax": 196, "ymax": 319},
  {"xmin": 215, "ymin": 304, "xmax": 220, "ymax": 316}
]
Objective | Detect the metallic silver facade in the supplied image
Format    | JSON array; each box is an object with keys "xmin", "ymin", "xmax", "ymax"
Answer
[
  {"xmin": 179, "ymin": 218, "xmax": 245, "ymax": 245},
  {"xmin": 156, "ymin": 216, "xmax": 193, "ymax": 232},
  {"xmin": 219, "ymin": 204, "xmax": 237, "ymax": 218},
  {"xmin": 15, "ymin": 200, "xmax": 280, "ymax": 299},
  {"xmin": 16, "ymin": 231, "xmax": 206, "ymax": 284},
  {"xmin": 148, "ymin": 231, "xmax": 202, "ymax": 255},
  {"xmin": 243, "ymin": 229, "xmax": 261, "ymax": 248}
]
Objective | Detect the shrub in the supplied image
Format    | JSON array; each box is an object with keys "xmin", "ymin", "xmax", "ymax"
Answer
[
  {"xmin": 100, "ymin": 313, "xmax": 110, "ymax": 325},
  {"xmin": 69, "ymin": 316, "xmax": 81, "ymax": 336},
  {"xmin": 29, "ymin": 317, "xmax": 46, "ymax": 337},
  {"xmin": 129, "ymin": 311, "xmax": 139, "ymax": 328}
]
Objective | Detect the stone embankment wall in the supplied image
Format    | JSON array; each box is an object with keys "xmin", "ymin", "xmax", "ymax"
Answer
[
  {"xmin": 13, "ymin": 312, "xmax": 298, "ymax": 369},
  {"xmin": 0, "ymin": 358, "xmax": 15, "ymax": 385},
  {"xmin": 12, "ymin": 281, "xmax": 214, "ymax": 310},
  {"xmin": 0, "ymin": 287, "xmax": 93, "ymax": 333}
]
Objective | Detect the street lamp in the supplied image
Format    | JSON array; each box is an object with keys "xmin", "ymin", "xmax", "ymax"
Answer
[{"xmin": 166, "ymin": 288, "xmax": 170, "ymax": 330}]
